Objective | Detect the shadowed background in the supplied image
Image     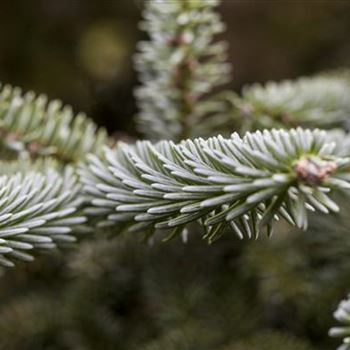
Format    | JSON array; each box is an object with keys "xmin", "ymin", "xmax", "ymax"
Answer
[
  {"xmin": 0, "ymin": 1, "xmax": 350, "ymax": 350},
  {"xmin": 1, "ymin": 1, "xmax": 349, "ymax": 135}
]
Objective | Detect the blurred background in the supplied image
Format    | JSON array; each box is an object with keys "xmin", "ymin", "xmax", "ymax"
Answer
[
  {"xmin": 1, "ymin": 0, "xmax": 350, "ymax": 136},
  {"xmin": 0, "ymin": 1, "xmax": 350, "ymax": 349}
]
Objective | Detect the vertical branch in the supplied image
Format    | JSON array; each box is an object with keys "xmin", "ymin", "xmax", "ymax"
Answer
[{"xmin": 134, "ymin": 0, "xmax": 231, "ymax": 141}]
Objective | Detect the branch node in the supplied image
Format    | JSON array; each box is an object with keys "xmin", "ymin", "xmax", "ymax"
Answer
[{"xmin": 294, "ymin": 157, "xmax": 337, "ymax": 185}]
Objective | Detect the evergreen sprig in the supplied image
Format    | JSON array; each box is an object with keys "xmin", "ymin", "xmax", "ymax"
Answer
[
  {"xmin": 0, "ymin": 82, "xmax": 109, "ymax": 267},
  {"xmin": 80, "ymin": 128, "xmax": 350, "ymax": 242},
  {"xmin": 330, "ymin": 294, "xmax": 350, "ymax": 350},
  {"xmin": 0, "ymin": 166, "xmax": 88, "ymax": 267},
  {"xmin": 0, "ymin": 83, "xmax": 108, "ymax": 162},
  {"xmin": 228, "ymin": 74, "xmax": 350, "ymax": 132},
  {"xmin": 134, "ymin": 0, "xmax": 231, "ymax": 141}
]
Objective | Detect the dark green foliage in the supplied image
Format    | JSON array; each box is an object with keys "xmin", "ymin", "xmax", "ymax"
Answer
[
  {"xmin": 223, "ymin": 331, "xmax": 313, "ymax": 350},
  {"xmin": 0, "ymin": 235, "xmax": 260, "ymax": 350}
]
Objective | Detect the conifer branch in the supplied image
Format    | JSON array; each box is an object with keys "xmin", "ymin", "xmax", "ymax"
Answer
[
  {"xmin": 0, "ymin": 83, "xmax": 108, "ymax": 163},
  {"xmin": 227, "ymin": 74, "xmax": 350, "ymax": 132},
  {"xmin": 0, "ymin": 165, "xmax": 89, "ymax": 267},
  {"xmin": 80, "ymin": 128, "xmax": 350, "ymax": 242},
  {"xmin": 330, "ymin": 294, "xmax": 350, "ymax": 350},
  {"xmin": 134, "ymin": 0, "xmax": 231, "ymax": 141}
]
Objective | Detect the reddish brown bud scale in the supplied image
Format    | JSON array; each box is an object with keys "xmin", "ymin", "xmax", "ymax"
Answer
[
  {"xmin": 294, "ymin": 157, "xmax": 337, "ymax": 186},
  {"xmin": 27, "ymin": 141, "xmax": 41, "ymax": 155},
  {"xmin": 6, "ymin": 132, "xmax": 19, "ymax": 142},
  {"xmin": 167, "ymin": 35, "xmax": 185, "ymax": 47}
]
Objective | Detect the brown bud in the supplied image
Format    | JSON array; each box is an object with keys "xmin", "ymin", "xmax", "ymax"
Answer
[
  {"xmin": 6, "ymin": 132, "xmax": 19, "ymax": 141},
  {"xmin": 294, "ymin": 157, "xmax": 337, "ymax": 186},
  {"xmin": 27, "ymin": 141, "xmax": 41, "ymax": 155},
  {"xmin": 167, "ymin": 35, "xmax": 184, "ymax": 47}
]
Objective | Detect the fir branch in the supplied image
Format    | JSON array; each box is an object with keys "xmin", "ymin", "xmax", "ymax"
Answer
[
  {"xmin": 0, "ymin": 166, "xmax": 89, "ymax": 267},
  {"xmin": 227, "ymin": 74, "xmax": 350, "ymax": 132},
  {"xmin": 80, "ymin": 128, "xmax": 350, "ymax": 242},
  {"xmin": 134, "ymin": 0, "xmax": 231, "ymax": 141},
  {"xmin": 0, "ymin": 83, "xmax": 108, "ymax": 163},
  {"xmin": 330, "ymin": 294, "xmax": 350, "ymax": 350}
]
